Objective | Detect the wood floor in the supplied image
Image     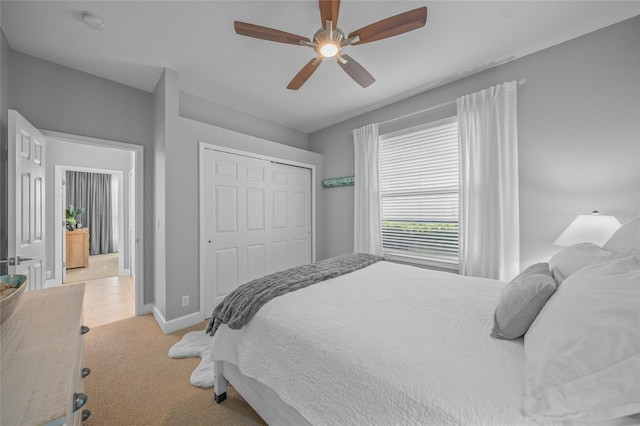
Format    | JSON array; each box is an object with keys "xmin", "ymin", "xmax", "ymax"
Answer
[
  {"xmin": 65, "ymin": 252, "xmax": 119, "ymax": 283},
  {"xmin": 64, "ymin": 253, "xmax": 135, "ymax": 328}
]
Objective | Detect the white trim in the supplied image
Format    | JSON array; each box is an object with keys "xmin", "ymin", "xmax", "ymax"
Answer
[
  {"xmin": 44, "ymin": 279, "xmax": 58, "ymax": 289},
  {"xmin": 153, "ymin": 306, "xmax": 202, "ymax": 334},
  {"xmin": 42, "ymin": 130, "xmax": 145, "ymax": 317},
  {"xmin": 198, "ymin": 142, "xmax": 317, "ymax": 322},
  {"xmin": 141, "ymin": 303, "xmax": 154, "ymax": 315}
]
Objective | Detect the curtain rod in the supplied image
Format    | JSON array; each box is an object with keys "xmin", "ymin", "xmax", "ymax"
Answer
[
  {"xmin": 348, "ymin": 100, "xmax": 453, "ymax": 134},
  {"xmin": 378, "ymin": 99, "xmax": 456, "ymax": 127},
  {"xmin": 349, "ymin": 79, "xmax": 526, "ymax": 134}
]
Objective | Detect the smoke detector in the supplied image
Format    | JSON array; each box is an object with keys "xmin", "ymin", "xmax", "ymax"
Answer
[{"xmin": 81, "ymin": 12, "xmax": 106, "ymax": 31}]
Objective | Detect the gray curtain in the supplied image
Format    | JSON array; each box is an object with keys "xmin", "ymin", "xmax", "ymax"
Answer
[{"xmin": 66, "ymin": 171, "xmax": 116, "ymax": 255}]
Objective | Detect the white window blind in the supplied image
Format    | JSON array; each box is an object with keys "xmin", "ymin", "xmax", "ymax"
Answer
[{"xmin": 379, "ymin": 116, "xmax": 459, "ymax": 265}]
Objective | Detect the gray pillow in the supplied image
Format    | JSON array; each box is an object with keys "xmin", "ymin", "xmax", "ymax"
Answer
[{"xmin": 491, "ymin": 263, "xmax": 557, "ymax": 340}]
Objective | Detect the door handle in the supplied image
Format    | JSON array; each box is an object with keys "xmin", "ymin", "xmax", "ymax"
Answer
[{"xmin": 0, "ymin": 257, "xmax": 34, "ymax": 266}]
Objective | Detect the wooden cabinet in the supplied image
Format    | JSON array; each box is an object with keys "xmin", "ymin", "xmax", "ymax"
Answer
[
  {"xmin": 66, "ymin": 228, "xmax": 89, "ymax": 269},
  {"xmin": 0, "ymin": 284, "xmax": 90, "ymax": 425}
]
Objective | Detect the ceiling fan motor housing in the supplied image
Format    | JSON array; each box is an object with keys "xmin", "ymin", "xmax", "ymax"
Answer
[
  {"xmin": 313, "ymin": 24, "xmax": 344, "ymax": 57},
  {"xmin": 233, "ymin": 1, "xmax": 427, "ymax": 89}
]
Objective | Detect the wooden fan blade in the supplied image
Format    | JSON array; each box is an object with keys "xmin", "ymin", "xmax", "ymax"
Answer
[
  {"xmin": 348, "ymin": 7, "xmax": 427, "ymax": 45},
  {"xmin": 234, "ymin": 21, "xmax": 310, "ymax": 45},
  {"xmin": 319, "ymin": 0, "xmax": 340, "ymax": 29},
  {"xmin": 287, "ymin": 58, "xmax": 322, "ymax": 90},
  {"xmin": 338, "ymin": 55, "xmax": 375, "ymax": 88}
]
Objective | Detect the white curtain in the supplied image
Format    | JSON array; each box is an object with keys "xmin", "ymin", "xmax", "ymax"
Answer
[
  {"xmin": 457, "ymin": 81, "xmax": 520, "ymax": 281},
  {"xmin": 353, "ymin": 123, "xmax": 383, "ymax": 256}
]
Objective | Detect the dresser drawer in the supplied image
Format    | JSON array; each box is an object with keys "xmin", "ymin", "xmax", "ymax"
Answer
[{"xmin": 0, "ymin": 284, "xmax": 87, "ymax": 425}]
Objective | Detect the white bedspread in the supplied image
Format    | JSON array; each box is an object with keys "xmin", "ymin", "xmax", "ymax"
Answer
[{"xmin": 210, "ymin": 261, "xmax": 639, "ymax": 426}]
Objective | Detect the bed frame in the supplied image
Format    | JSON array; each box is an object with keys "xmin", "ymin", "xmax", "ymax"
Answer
[{"xmin": 214, "ymin": 360, "xmax": 311, "ymax": 425}]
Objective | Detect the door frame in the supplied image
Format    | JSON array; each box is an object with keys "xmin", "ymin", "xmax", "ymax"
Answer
[
  {"xmin": 198, "ymin": 142, "xmax": 316, "ymax": 321},
  {"xmin": 128, "ymin": 170, "xmax": 136, "ymax": 282},
  {"xmin": 55, "ymin": 165, "xmax": 126, "ymax": 279},
  {"xmin": 42, "ymin": 130, "xmax": 146, "ymax": 316}
]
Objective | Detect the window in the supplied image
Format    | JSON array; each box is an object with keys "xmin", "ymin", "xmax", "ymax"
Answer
[{"xmin": 379, "ymin": 116, "xmax": 459, "ymax": 269}]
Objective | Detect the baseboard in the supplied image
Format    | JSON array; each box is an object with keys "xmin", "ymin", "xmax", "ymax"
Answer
[
  {"xmin": 152, "ymin": 307, "xmax": 202, "ymax": 334},
  {"xmin": 44, "ymin": 279, "xmax": 60, "ymax": 288},
  {"xmin": 140, "ymin": 303, "xmax": 154, "ymax": 315}
]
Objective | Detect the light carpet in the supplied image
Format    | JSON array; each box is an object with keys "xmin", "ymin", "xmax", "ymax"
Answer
[
  {"xmin": 84, "ymin": 314, "xmax": 265, "ymax": 425},
  {"xmin": 168, "ymin": 329, "xmax": 216, "ymax": 388}
]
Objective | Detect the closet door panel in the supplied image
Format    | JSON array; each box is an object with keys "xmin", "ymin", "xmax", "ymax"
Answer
[{"xmin": 204, "ymin": 150, "xmax": 312, "ymax": 316}]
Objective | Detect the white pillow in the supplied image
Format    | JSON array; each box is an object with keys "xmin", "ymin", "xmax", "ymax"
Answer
[
  {"xmin": 523, "ymin": 256, "xmax": 640, "ymax": 421},
  {"xmin": 604, "ymin": 216, "xmax": 640, "ymax": 262},
  {"xmin": 548, "ymin": 242, "xmax": 613, "ymax": 284}
]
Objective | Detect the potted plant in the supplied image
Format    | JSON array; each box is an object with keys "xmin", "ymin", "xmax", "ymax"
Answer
[{"xmin": 66, "ymin": 205, "xmax": 85, "ymax": 229}]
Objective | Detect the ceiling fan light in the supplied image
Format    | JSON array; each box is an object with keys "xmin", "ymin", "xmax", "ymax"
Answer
[{"xmin": 320, "ymin": 42, "xmax": 339, "ymax": 57}]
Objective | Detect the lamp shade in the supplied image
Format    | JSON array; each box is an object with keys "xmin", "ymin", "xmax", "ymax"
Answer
[{"xmin": 553, "ymin": 212, "xmax": 621, "ymax": 247}]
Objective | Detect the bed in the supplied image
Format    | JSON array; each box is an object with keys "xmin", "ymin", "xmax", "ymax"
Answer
[{"xmin": 208, "ymin": 219, "xmax": 640, "ymax": 426}]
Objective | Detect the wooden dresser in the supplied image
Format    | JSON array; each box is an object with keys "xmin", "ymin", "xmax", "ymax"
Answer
[
  {"xmin": 0, "ymin": 284, "xmax": 91, "ymax": 425},
  {"xmin": 66, "ymin": 228, "xmax": 89, "ymax": 269}
]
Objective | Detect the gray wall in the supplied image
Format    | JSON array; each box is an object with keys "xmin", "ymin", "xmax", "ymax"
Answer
[
  {"xmin": 309, "ymin": 16, "xmax": 640, "ymax": 271},
  {"xmin": 8, "ymin": 50, "xmax": 156, "ymax": 303},
  {"xmin": 10, "ymin": 51, "xmax": 152, "ymax": 145},
  {"xmin": 179, "ymin": 92, "xmax": 309, "ymax": 151},
  {"xmin": 152, "ymin": 69, "xmax": 171, "ymax": 318},
  {"xmin": 162, "ymin": 115, "xmax": 323, "ymax": 321},
  {"xmin": 152, "ymin": 69, "xmax": 320, "ymax": 324},
  {"xmin": 5, "ymin": 49, "xmax": 316, "ymax": 310}
]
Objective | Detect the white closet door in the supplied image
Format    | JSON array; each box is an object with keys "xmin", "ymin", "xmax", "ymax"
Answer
[
  {"xmin": 269, "ymin": 163, "xmax": 311, "ymax": 273},
  {"xmin": 204, "ymin": 150, "xmax": 271, "ymax": 310},
  {"xmin": 203, "ymin": 150, "xmax": 312, "ymax": 316}
]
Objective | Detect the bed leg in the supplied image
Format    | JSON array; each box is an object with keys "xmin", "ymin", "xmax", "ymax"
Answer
[{"xmin": 213, "ymin": 360, "xmax": 227, "ymax": 404}]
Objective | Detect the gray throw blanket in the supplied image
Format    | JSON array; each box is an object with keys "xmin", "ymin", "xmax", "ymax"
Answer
[{"xmin": 206, "ymin": 253, "xmax": 383, "ymax": 336}]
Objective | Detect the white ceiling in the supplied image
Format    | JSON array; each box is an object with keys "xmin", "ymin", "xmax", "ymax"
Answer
[{"xmin": 2, "ymin": 1, "xmax": 639, "ymax": 134}]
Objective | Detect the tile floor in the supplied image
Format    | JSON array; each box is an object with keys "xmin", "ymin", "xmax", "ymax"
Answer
[{"xmin": 69, "ymin": 275, "xmax": 135, "ymax": 328}]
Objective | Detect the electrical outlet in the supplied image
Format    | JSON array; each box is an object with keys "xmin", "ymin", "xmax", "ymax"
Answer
[
  {"xmin": 46, "ymin": 270, "xmax": 52, "ymax": 279},
  {"xmin": 181, "ymin": 295, "xmax": 189, "ymax": 307}
]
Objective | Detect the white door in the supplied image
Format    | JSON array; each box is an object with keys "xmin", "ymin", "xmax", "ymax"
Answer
[
  {"xmin": 203, "ymin": 150, "xmax": 312, "ymax": 315},
  {"xmin": 7, "ymin": 110, "xmax": 46, "ymax": 291},
  {"xmin": 204, "ymin": 150, "xmax": 271, "ymax": 310},
  {"xmin": 269, "ymin": 162, "xmax": 312, "ymax": 272}
]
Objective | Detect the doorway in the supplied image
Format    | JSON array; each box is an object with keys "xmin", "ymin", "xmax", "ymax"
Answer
[
  {"xmin": 45, "ymin": 130, "xmax": 145, "ymax": 324},
  {"xmin": 61, "ymin": 168, "xmax": 124, "ymax": 282}
]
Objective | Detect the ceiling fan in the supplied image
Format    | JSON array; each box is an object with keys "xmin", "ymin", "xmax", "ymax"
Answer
[{"xmin": 234, "ymin": 0, "xmax": 428, "ymax": 90}]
